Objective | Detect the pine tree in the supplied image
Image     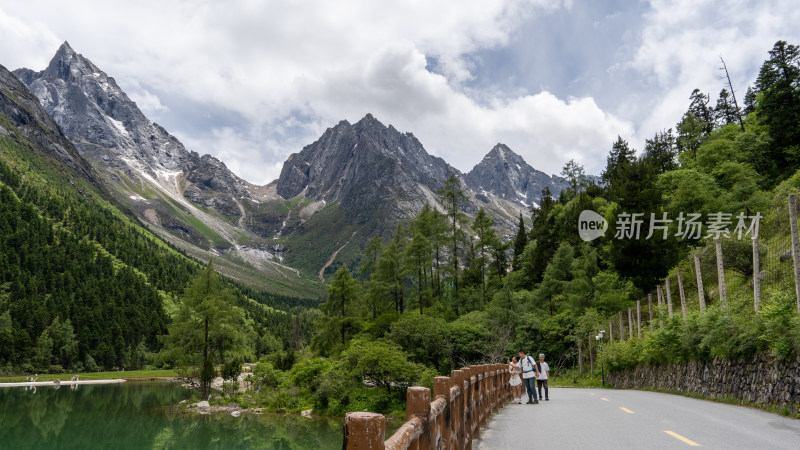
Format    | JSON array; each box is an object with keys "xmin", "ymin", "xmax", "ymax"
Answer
[
  {"xmin": 602, "ymin": 137, "xmax": 636, "ymax": 199},
  {"xmin": 324, "ymin": 266, "xmax": 360, "ymax": 345},
  {"xmin": 472, "ymin": 209, "xmax": 495, "ymax": 304},
  {"xmin": 512, "ymin": 213, "xmax": 527, "ymax": 271},
  {"xmin": 403, "ymin": 232, "xmax": 432, "ymax": 314},
  {"xmin": 714, "ymin": 88, "xmax": 739, "ymax": 126},
  {"xmin": 755, "ymin": 40, "xmax": 800, "ymax": 180},
  {"xmin": 438, "ymin": 174, "xmax": 467, "ymax": 306},
  {"xmin": 158, "ymin": 260, "xmax": 248, "ymax": 399},
  {"xmin": 643, "ymin": 129, "xmax": 677, "ymax": 174}
]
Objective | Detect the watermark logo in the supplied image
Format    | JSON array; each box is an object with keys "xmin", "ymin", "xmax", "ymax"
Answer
[
  {"xmin": 579, "ymin": 210, "xmax": 608, "ymax": 241},
  {"xmin": 577, "ymin": 211, "xmax": 762, "ymax": 241}
]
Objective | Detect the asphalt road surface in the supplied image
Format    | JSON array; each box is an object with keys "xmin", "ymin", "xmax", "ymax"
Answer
[{"xmin": 475, "ymin": 388, "xmax": 800, "ymax": 449}]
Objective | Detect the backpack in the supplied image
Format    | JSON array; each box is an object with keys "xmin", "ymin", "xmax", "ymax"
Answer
[
  {"xmin": 522, "ymin": 355, "xmax": 536, "ymax": 373},
  {"xmin": 535, "ymin": 360, "xmax": 542, "ymax": 374}
]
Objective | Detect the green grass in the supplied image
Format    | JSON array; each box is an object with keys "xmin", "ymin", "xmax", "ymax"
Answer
[
  {"xmin": 0, "ymin": 369, "xmax": 180, "ymax": 383},
  {"xmin": 549, "ymin": 370, "xmax": 609, "ymax": 389}
]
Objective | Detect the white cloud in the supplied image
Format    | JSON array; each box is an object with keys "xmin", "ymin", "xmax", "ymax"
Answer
[
  {"xmin": 0, "ymin": 8, "xmax": 60, "ymax": 70},
  {"xmin": 626, "ymin": 0, "xmax": 800, "ymax": 149},
  {"xmin": 3, "ymin": 1, "xmax": 796, "ymax": 185}
]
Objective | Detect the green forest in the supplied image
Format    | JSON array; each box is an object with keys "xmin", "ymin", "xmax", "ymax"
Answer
[
  {"xmin": 219, "ymin": 40, "xmax": 800, "ymax": 417},
  {"xmin": 4, "ymin": 40, "xmax": 800, "ymax": 420},
  {"xmin": 0, "ymin": 94, "xmax": 313, "ymax": 375}
]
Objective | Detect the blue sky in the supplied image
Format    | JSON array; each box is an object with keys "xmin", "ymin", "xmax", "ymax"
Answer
[{"xmin": 1, "ymin": 0, "xmax": 798, "ymax": 184}]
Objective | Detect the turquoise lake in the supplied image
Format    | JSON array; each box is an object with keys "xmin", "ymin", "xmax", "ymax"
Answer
[{"xmin": 0, "ymin": 381, "xmax": 343, "ymax": 449}]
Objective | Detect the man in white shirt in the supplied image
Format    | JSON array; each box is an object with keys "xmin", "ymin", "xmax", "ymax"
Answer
[
  {"xmin": 537, "ymin": 353, "xmax": 550, "ymax": 401},
  {"xmin": 517, "ymin": 350, "xmax": 539, "ymax": 404}
]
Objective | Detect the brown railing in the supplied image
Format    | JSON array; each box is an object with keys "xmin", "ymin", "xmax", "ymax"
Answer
[{"xmin": 343, "ymin": 364, "xmax": 511, "ymax": 449}]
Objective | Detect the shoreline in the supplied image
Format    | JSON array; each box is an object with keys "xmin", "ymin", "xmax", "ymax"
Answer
[{"xmin": 0, "ymin": 379, "xmax": 127, "ymax": 388}]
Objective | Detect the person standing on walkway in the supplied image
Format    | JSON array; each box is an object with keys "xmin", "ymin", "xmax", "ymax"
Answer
[
  {"xmin": 517, "ymin": 350, "xmax": 539, "ymax": 404},
  {"xmin": 508, "ymin": 356, "xmax": 523, "ymax": 403},
  {"xmin": 536, "ymin": 353, "xmax": 550, "ymax": 401}
]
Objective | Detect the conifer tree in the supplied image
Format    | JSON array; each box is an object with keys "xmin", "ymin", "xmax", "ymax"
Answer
[
  {"xmin": 512, "ymin": 213, "xmax": 527, "ymax": 271},
  {"xmin": 438, "ymin": 174, "xmax": 467, "ymax": 306}
]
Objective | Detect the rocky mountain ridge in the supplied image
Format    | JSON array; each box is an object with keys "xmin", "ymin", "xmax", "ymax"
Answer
[{"xmin": 12, "ymin": 42, "xmax": 572, "ymax": 290}]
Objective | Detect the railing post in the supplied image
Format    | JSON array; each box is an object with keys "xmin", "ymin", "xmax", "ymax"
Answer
[
  {"xmin": 462, "ymin": 367, "xmax": 473, "ymax": 446},
  {"xmin": 451, "ymin": 369, "xmax": 465, "ymax": 450},
  {"xmin": 343, "ymin": 412, "xmax": 386, "ymax": 450},
  {"xmin": 406, "ymin": 387, "xmax": 431, "ymax": 450},
  {"xmin": 434, "ymin": 376, "xmax": 451, "ymax": 449}
]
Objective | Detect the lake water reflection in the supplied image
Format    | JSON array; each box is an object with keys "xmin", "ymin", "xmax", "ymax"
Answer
[{"xmin": 0, "ymin": 381, "xmax": 343, "ymax": 449}]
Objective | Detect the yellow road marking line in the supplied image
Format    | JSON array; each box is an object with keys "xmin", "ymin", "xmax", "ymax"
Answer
[
  {"xmin": 664, "ymin": 430, "xmax": 700, "ymax": 447},
  {"xmin": 619, "ymin": 407, "xmax": 634, "ymax": 413},
  {"xmin": 600, "ymin": 397, "xmax": 609, "ymax": 402},
  {"xmin": 590, "ymin": 393, "xmax": 596, "ymax": 396}
]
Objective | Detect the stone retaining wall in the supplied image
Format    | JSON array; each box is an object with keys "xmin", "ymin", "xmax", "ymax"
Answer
[{"xmin": 606, "ymin": 355, "xmax": 800, "ymax": 409}]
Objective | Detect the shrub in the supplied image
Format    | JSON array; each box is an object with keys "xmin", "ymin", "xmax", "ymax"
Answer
[{"xmin": 289, "ymin": 357, "xmax": 332, "ymax": 391}]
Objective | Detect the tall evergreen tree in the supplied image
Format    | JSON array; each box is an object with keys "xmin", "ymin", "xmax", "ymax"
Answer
[
  {"xmin": 755, "ymin": 40, "xmax": 800, "ymax": 180},
  {"xmin": 512, "ymin": 213, "xmax": 528, "ymax": 271},
  {"xmin": 158, "ymin": 261, "xmax": 248, "ymax": 399},
  {"xmin": 525, "ymin": 187, "xmax": 558, "ymax": 286},
  {"xmin": 676, "ymin": 90, "xmax": 714, "ymax": 159},
  {"xmin": 602, "ymin": 136, "xmax": 637, "ymax": 200},
  {"xmin": 714, "ymin": 88, "xmax": 740, "ymax": 126},
  {"xmin": 324, "ymin": 266, "xmax": 360, "ymax": 345},
  {"xmin": 472, "ymin": 209, "xmax": 495, "ymax": 304},
  {"xmin": 438, "ymin": 174, "xmax": 467, "ymax": 306},
  {"xmin": 643, "ymin": 129, "xmax": 678, "ymax": 174},
  {"xmin": 404, "ymin": 232, "xmax": 432, "ymax": 314}
]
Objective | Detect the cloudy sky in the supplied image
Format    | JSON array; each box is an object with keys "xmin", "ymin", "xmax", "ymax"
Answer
[{"xmin": 1, "ymin": 0, "xmax": 798, "ymax": 184}]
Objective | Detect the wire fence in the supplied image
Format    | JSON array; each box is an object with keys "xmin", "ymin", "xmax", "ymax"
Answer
[{"xmin": 607, "ymin": 194, "xmax": 800, "ymax": 341}]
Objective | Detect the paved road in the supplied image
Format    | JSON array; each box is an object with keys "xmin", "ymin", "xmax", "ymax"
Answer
[{"xmin": 475, "ymin": 388, "xmax": 800, "ymax": 449}]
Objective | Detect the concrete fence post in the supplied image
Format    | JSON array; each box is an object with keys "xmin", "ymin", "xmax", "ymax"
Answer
[
  {"xmin": 648, "ymin": 293, "xmax": 654, "ymax": 332},
  {"xmin": 715, "ymin": 238, "xmax": 727, "ymax": 307},
  {"xmin": 789, "ymin": 194, "xmax": 800, "ymax": 313},
  {"xmin": 694, "ymin": 253, "xmax": 706, "ymax": 311},
  {"xmin": 665, "ymin": 278, "xmax": 673, "ymax": 318},
  {"xmin": 609, "ymin": 320, "xmax": 613, "ymax": 342},
  {"xmin": 618, "ymin": 311, "xmax": 625, "ymax": 341},
  {"xmin": 677, "ymin": 268, "xmax": 687, "ymax": 322},
  {"xmin": 343, "ymin": 412, "xmax": 386, "ymax": 450},
  {"xmin": 627, "ymin": 307, "xmax": 633, "ymax": 339},
  {"xmin": 656, "ymin": 285, "xmax": 664, "ymax": 326},
  {"xmin": 657, "ymin": 285, "xmax": 663, "ymax": 309},
  {"xmin": 636, "ymin": 300, "xmax": 642, "ymax": 339},
  {"xmin": 752, "ymin": 217, "xmax": 761, "ymax": 312}
]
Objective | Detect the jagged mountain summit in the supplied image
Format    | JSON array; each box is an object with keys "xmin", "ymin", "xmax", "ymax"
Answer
[
  {"xmin": 277, "ymin": 114, "xmax": 458, "ymax": 220},
  {"xmin": 13, "ymin": 42, "xmax": 572, "ymax": 289},
  {"xmin": 13, "ymin": 41, "xmax": 310, "ymax": 295},
  {"xmin": 14, "ymin": 42, "xmax": 250, "ymax": 215},
  {"xmin": 463, "ymin": 143, "xmax": 566, "ymax": 208}
]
